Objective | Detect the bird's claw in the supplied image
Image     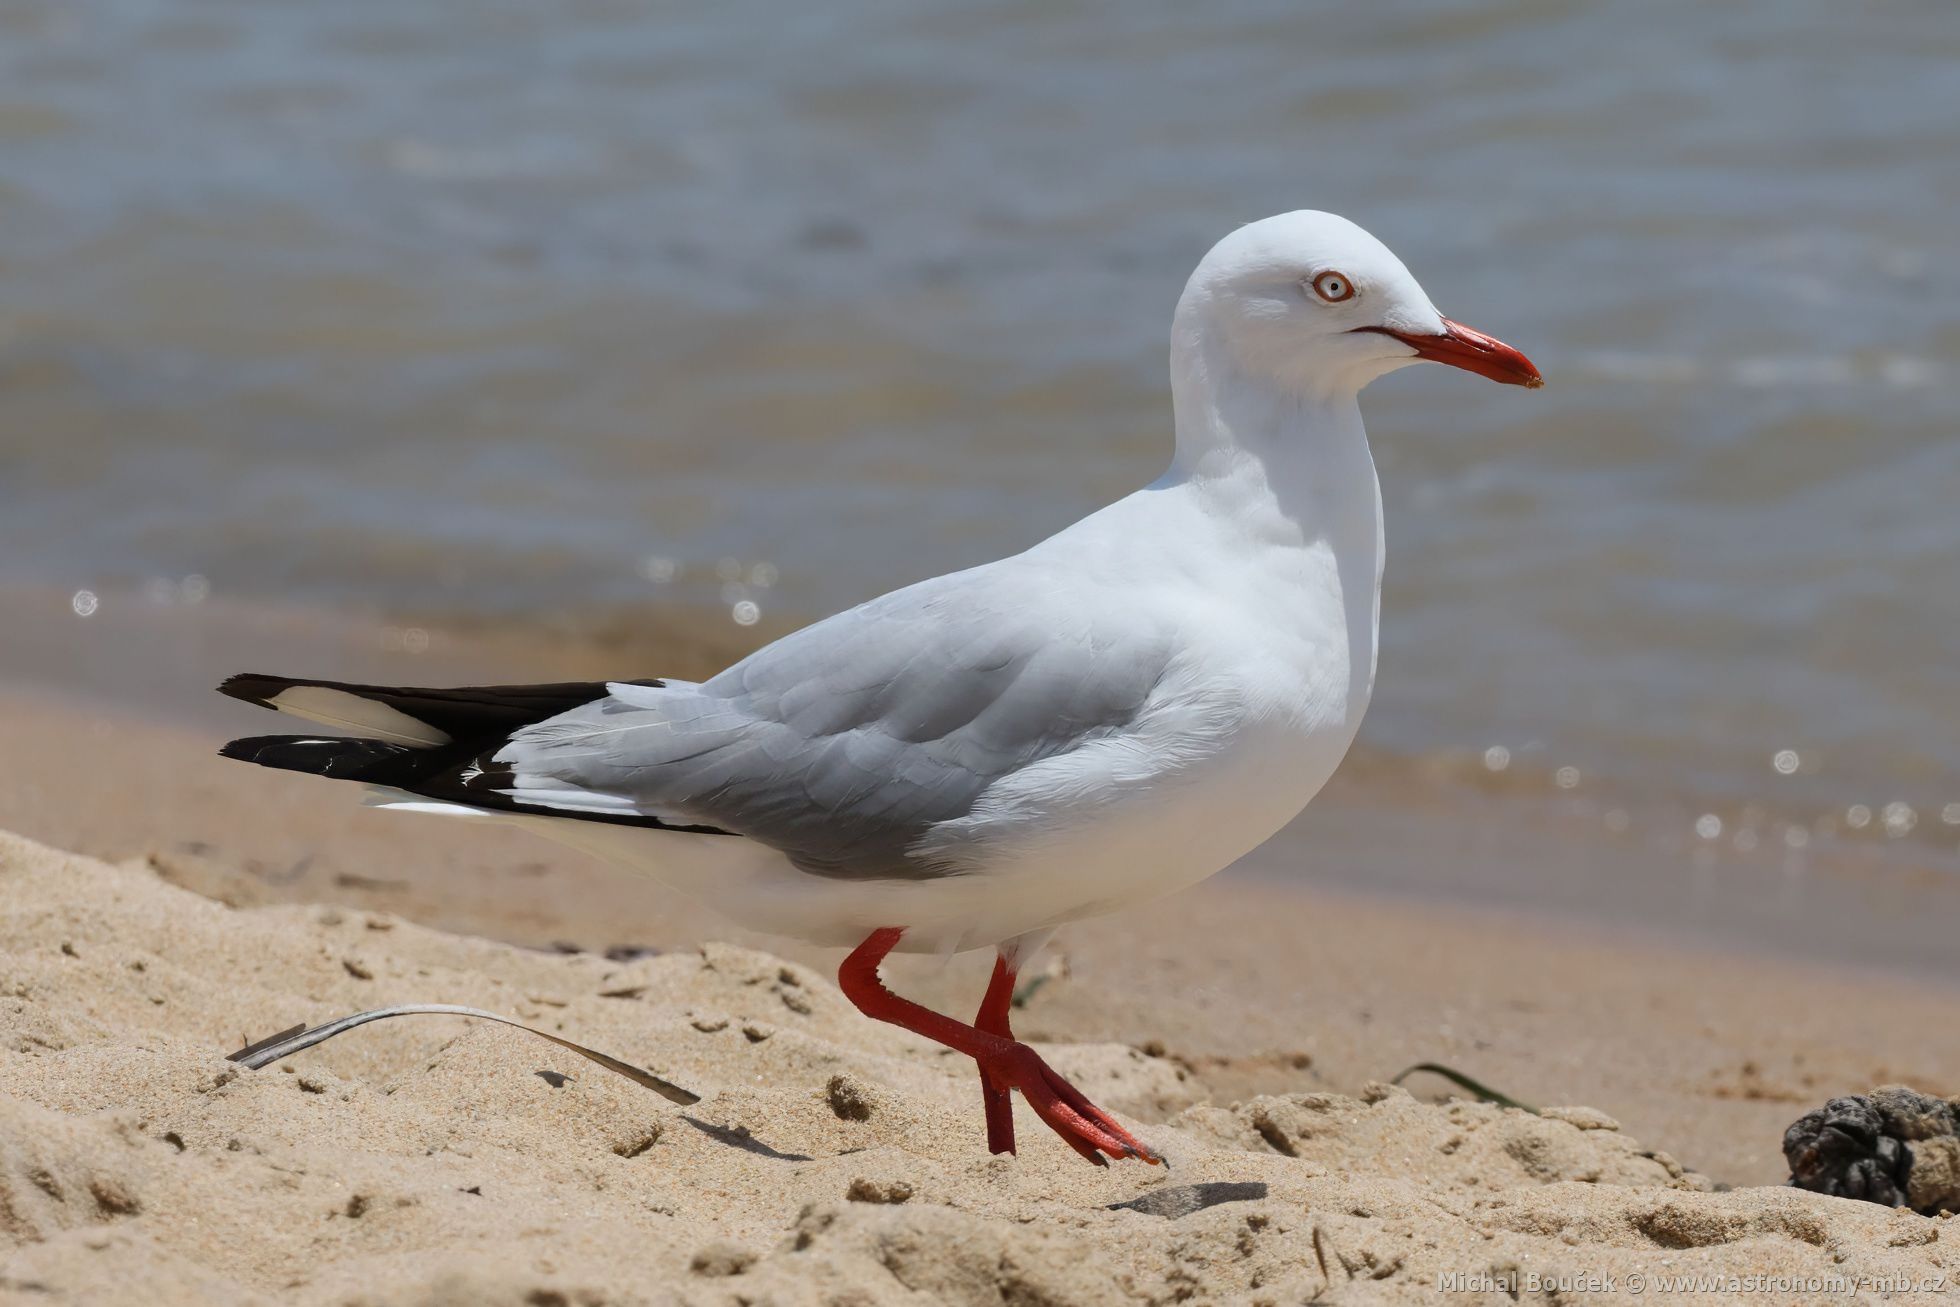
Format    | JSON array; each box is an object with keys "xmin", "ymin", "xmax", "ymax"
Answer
[{"xmin": 978, "ymin": 1041, "xmax": 1162, "ymax": 1166}]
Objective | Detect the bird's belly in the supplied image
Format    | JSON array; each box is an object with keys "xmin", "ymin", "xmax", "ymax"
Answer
[{"xmin": 978, "ymin": 710, "xmax": 1357, "ymax": 934}]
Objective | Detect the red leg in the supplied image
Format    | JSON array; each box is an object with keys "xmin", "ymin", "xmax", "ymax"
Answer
[
  {"xmin": 837, "ymin": 928, "xmax": 1160, "ymax": 1166},
  {"xmin": 975, "ymin": 954, "xmax": 1017, "ymax": 1155}
]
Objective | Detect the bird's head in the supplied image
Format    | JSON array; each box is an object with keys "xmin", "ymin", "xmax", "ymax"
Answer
[{"xmin": 1176, "ymin": 210, "xmax": 1542, "ymax": 399}]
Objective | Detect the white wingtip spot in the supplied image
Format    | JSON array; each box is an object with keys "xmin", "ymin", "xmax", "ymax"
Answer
[{"xmin": 268, "ymin": 687, "xmax": 452, "ymax": 748}]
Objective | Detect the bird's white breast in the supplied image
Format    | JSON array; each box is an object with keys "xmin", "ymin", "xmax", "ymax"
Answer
[{"xmin": 957, "ymin": 553, "xmax": 1372, "ymax": 931}]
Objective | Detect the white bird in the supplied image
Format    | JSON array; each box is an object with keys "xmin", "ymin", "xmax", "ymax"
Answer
[{"xmin": 218, "ymin": 211, "xmax": 1541, "ymax": 1165}]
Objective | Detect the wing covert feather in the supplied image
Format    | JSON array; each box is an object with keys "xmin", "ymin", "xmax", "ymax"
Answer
[{"xmin": 491, "ymin": 567, "xmax": 1176, "ymax": 879}]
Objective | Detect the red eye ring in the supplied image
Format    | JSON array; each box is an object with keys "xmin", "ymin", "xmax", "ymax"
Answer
[{"xmin": 1311, "ymin": 271, "xmax": 1355, "ymax": 303}]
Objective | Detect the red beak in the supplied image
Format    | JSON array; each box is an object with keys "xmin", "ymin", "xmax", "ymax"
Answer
[{"xmin": 1355, "ymin": 318, "xmax": 1543, "ymax": 389}]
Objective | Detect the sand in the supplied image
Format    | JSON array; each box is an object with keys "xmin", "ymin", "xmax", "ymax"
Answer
[{"xmin": 3, "ymin": 827, "xmax": 1956, "ymax": 1305}]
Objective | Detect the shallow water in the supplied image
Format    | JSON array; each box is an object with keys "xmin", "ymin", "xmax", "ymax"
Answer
[{"xmin": 2, "ymin": 0, "xmax": 1958, "ymax": 843}]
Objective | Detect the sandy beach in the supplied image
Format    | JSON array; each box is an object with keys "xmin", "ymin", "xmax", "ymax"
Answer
[
  {"xmin": 6, "ymin": 818, "xmax": 1959, "ymax": 1304},
  {"xmin": 6, "ymin": 629, "xmax": 1960, "ymax": 1301}
]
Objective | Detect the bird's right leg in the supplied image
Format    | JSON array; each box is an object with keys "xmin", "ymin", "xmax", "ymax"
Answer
[{"xmin": 837, "ymin": 927, "xmax": 1160, "ymax": 1166}]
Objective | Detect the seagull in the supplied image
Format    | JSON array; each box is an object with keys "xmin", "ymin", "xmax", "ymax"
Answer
[{"xmin": 217, "ymin": 211, "xmax": 1540, "ymax": 1166}]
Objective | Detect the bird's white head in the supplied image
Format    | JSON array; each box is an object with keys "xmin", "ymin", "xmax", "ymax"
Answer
[{"xmin": 1174, "ymin": 210, "xmax": 1542, "ymax": 402}]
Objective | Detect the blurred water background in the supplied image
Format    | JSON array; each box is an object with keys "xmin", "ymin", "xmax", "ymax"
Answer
[{"xmin": 2, "ymin": 0, "xmax": 1958, "ymax": 864}]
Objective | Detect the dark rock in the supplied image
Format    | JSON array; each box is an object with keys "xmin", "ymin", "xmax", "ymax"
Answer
[{"xmin": 1784, "ymin": 1085, "xmax": 1960, "ymax": 1212}]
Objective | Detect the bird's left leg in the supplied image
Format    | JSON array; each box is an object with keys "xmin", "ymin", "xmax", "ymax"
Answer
[{"xmin": 838, "ymin": 926, "xmax": 1159, "ymax": 1165}]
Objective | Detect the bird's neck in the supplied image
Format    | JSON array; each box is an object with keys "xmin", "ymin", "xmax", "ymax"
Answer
[{"xmin": 1162, "ymin": 334, "xmax": 1380, "ymax": 550}]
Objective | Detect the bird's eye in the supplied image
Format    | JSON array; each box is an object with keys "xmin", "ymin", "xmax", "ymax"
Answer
[{"xmin": 1310, "ymin": 271, "xmax": 1355, "ymax": 303}]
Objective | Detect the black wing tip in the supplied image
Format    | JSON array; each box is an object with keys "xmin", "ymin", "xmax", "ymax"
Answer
[
  {"xmin": 217, "ymin": 736, "xmax": 260, "ymax": 763},
  {"xmin": 215, "ymin": 673, "xmax": 668, "ymax": 713},
  {"xmin": 218, "ymin": 734, "xmax": 738, "ymax": 836},
  {"xmin": 219, "ymin": 734, "xmax": 410, "ymax": 778},
  {"xmin": 216, "ymin": 673, "xmax": 294, "ymax": 707},
  {"xmin": 218, "ymin": 734, "xmax": 316, "ymax": 767}
]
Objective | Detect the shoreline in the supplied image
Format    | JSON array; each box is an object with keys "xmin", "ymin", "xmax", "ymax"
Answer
[{"xmin": 4, "ymin": 577, "xmax": 1960, "ymax": 984}]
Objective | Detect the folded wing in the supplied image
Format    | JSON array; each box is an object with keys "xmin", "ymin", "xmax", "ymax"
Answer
[{"xmin": 487, "ymin": 568, "xmax": 1176, "ymax": 879}]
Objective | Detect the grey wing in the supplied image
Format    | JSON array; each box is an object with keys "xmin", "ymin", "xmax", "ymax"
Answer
[{"xmin": 486, "ymin": 566, "xmax": 1176, "ymax": 879}]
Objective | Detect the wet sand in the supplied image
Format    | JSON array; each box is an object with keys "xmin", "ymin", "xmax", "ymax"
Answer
[{"xmin": 8, "ymin": 578, "xmax": 1960, "ymax": 978}]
